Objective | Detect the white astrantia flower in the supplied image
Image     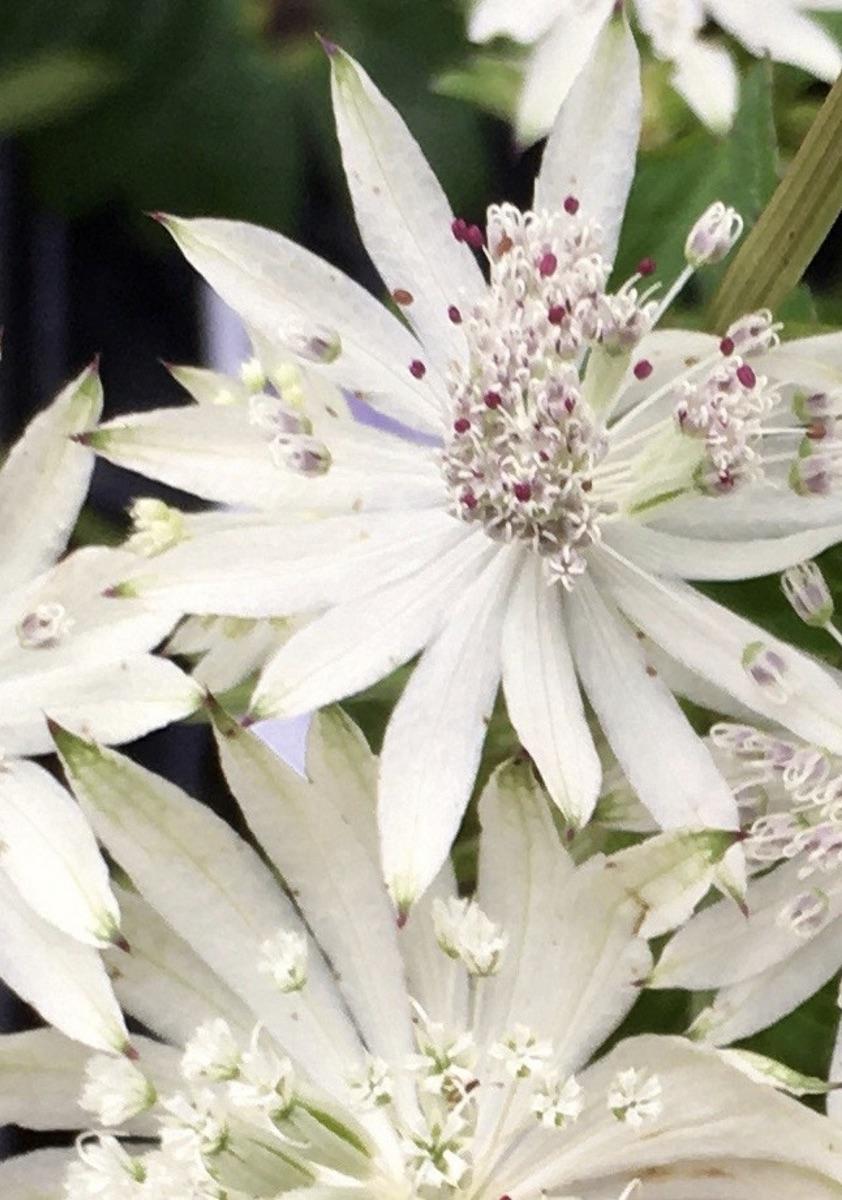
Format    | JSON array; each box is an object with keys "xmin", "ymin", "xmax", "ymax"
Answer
[
  {"xmin": 0, "ymin": 361, "xmax": 201, "ymax": 1030},
  {"xmin": 647, "ymin": 715, "xmax": 842, "ymax": 1048},
  {"xmin": 0, "ymin": 361, "xmax": 200, "ymax": 758},
  {"xmin": 82, "ymin": 18, "xmax": 842, "ymax": 911},
  {"xmin": 469, "ymin": 0, "xmax": 842, "ymax": 142},
  {"xmin": 1, "ymin": 708, "xmax": 837, "ymax": 1198}
]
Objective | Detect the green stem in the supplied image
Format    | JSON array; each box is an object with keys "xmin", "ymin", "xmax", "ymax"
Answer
[{"xmin": 706, "ymin": 72, "xmax": 842, "ymax": 330}]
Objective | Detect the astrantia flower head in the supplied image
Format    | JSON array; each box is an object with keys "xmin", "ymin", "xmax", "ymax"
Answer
[
  {"xmin": 469, "ymin": 0, "xmax": 842, "ymax": 142},
  {"xmin": 2, "ymin": 710, "xmax": 839, "ymax": 1198},
  {"xmin": 603, "ymin": 711, "xmax": 842, "ymax": 1050},
  {"xmin": 0, "ymin": 362, "xmax": 201, "ymax": 997},
  {"xmin": 84, "ymin": 18, "xmax": 842, "ymax": 911}
]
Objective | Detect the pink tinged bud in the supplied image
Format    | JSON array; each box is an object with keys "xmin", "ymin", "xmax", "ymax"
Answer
[
  {"xmin": 637, "ymin": 256, "xmax": 656, "ymax": 277},
  {"xmin": 779, "ymin": 889, "xmax": 829, "ymax": 938},
  {"xmin": 633, "ymin": 359, "xmax": 653, "ymax": 381},
  {"xmin": 685, "ymin": 201, "xmax": 744, "ymax": 267},
  {"xmin": 484, "ymin": 391, "xmax": 502, "ymax": 409},
  {"xmin": 742, "ymin": 641, "xmax": 790, "ymax": 703},
  {"xmin": 453, "ymin": 417, "xmax": 471, "ymax": 434},
  {"xmin": 719, "ymin": 336, "xmax": 735, "ymax": 356},
  {"xmin": 409, "ymin": 359, "xmax": 427, "ymax": 379},
  {"xmin": 794, "ymin": 390, "xmax": 839, "ymax": 423},
  {"xmin": 281, "ymin": 436, "xmax": 332, "ymax": 477},
  {"xmin": 465, "ymin": 224, "xmax": 485, "ymax": 250},
  {"xmin": 724, "ymin": 310, "xmax": 780, "ymax": 356},
  {"xmin": 548, "ymin": 304, "xmax": 565, "ymax": 325},
  {"xmin": 563, "ymin": 195, "xmax": 580, "ymax": 215},
  {"xmin": 452, "ymin": 217, "xmax": 468, "ymax": 242},
  {"xmin": 448, "ymin": 305, "xmax": 463, "ymax": 324},
  {"xmin": 289, "ymin": 328, "xmax": 343, "ymax": 364},
  {"xmin": 790, "ymin": 454, "xmax": 833, "ymax": 496},
  {"xmin": 513, "ymin": 481, "xmax": 532, "ymax": 502},
  {"xmin": 539, "ymin": 252, "xmax": 558, "ymax": 277},
  {"xmin": 736, "ymin": 363, "xmax": 757, "ymax": 389},
  {"xmin": 462, "ymin": 489, "xmax": 478, "ymax": 509},
  {"xmin": 781, "ymin": 561, "xmax": 834, "ymax": 628}
]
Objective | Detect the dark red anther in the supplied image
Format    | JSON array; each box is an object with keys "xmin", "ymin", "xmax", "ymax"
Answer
[
  {"xmin": 807, "ymin": 420, "xmax": 829, "ymax": 440},
  {"xmin": 484, "ymin": 390, "xmax": 502, "ymax": 409},
  {"xmin": 454, "ymin": 417, "xmax": 471, "ymax": 434},
  {"xmin": 409, "ymin": 359, "xmax": 426, "ymax": 379},
  {"xmin": 392, "ymin": 288, "xmax": 414, "ymax": 306},
  {"xmin": 451, "ymin": 217, "xmax": 468, "ymax": 242},
  {"xmin": 563, "ymin": 195, "xmax": 580, "ymax": 215},
  {"xmin": 564, "ymin": 395, "xmax": 576, "ymax": 413},
  {"xmin": 448, "ymin": 305, "xmax": 462, "ymax": 324},
  {"xmin": 633, "ymin": 359, "xmax": 653, "ymax": 381},
  {"xmin": 539, "ymin": 252, "xmax": 558, "ymax": 277},
  {"xmin": 637, "ymin": 256, "xmax": 656, "ymax": 277},
  {"xmin": 462, "ymin": 489, "xmax": 478, "ymax": 509},
  {"xmin": 513, "ymin": 481, "xmax": 532, "ymax": 502},
  {"xmin": 465, "ymin": 224, "xmax": 486, "ymax": 250},
  {"xmin": 719, "ymin": 336, "xmax": 735, "ymax": 356},
  {"xmin": 548, "ymin": 304, "xmax": 565, "ymax": 325},
  {"xmin": 736, "ymin": 363, "xmax": 756, "ymax": 388}
]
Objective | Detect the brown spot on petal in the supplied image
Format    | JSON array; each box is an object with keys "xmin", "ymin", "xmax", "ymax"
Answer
[{"xmin": 392, "ymin": 288, "xmax": 414, "ymax": 306}]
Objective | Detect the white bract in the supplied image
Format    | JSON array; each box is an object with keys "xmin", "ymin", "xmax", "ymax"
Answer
[
  {"xmin": 83, "ymin": 21, "xmax": 842, "ymax": 910},
  {"xmin": 0, "ymin": 709, "xmax": 838, "ymax": 1199},
  {"xmin": 469, "ymin": 0, "xmax": 842, "ymax": 142}
]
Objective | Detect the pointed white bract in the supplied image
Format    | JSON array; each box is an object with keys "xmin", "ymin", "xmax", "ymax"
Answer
[
  {"xmin": 76, "ymin": 31, "xmax": 842, "ymax": 908},
  {"xmin": 469, "ymin": 0, "xmax": 842, "ymax": 141},
  {"xmin": 3, "ymin": 713, "xmax": 838, "ymax": 1200}
]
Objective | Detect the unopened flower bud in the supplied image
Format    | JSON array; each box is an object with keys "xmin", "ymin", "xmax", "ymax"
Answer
[
  {"xmin": 239, "ymin": 356, "xmax": 266, "ymax": 392},
  {"xmin": 17, "ymin": 602, "xmax": 73, "ymax": 649},
  {"xmin": 741, "ymin": 641, "xmax": 791, "ymax": 703},
  {"xmin": 274, "ymin": 435, "xmax": 332, "ymax": 477},
  {"xmin": 793, "ymin": 390, "xmax": 840, "ymax": 424},
  {"xmin": 685, "ymin": 202, "xmax": 743, "ymax": 267},
  {"xmin": 778, "ymin": 889, "xmax": 829, "ymax": 938},
  {"xmin": 722, "ymin": 310, "xmax": 780, "ymax": 357},
  {"xmin": 284, "ymin": 325, "xmax": 342, "ymax": 364},
  {"xmin": 128, "ymin": 497, "xmax": 185, "ymax": 557},
  {"xmin": 781, "ymin": 561, "xmax": 833, "ymax": 628},
  {"xmin": 789, "ymin": 451, "xmax": 834, "ymax": 496}
]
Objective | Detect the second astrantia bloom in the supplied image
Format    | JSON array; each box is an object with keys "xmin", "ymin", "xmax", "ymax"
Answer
[
  {"xmin": 3, "ymin": 710, "xmax": 841, "ymax": 1199},
  {"xmin": 86, "ymin": 15, "xmax": 842, "ymax": 907}
]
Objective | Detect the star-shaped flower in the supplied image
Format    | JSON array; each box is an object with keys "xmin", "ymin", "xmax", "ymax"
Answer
[{"xmin": 84, "ymin": 18, "xmax": 842, "ymax": 910}]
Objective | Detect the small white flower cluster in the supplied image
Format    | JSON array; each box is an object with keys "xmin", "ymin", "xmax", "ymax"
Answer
[
  {"xmin": 257, "ymin": 927, "xmax": 309, "ymax": 991},
  {"xmin": 442, "ymin": 201, "xmax": 654, "ymax": 587},
  {"xmin": 65, "ymin": 904, "xmax": 664, "ymax": 1200},
  {"xmin": 127, "ymin": 498, "xmax": 185, "ymax": 557},
  {"xmin": 710, "ymin": 720, "xmax": 842, "ymax": 936}
]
